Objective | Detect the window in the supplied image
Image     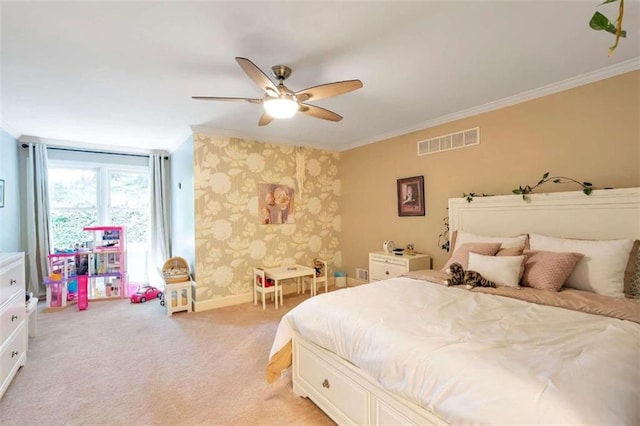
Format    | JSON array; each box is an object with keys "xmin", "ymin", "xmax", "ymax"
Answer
[
  {"xmin": 49, "ymin": 168, "xmax": 98, "ymax": 250},
  {"xmin": 48, "ymin": 161, "xmax": 150, "ymax": 283}
]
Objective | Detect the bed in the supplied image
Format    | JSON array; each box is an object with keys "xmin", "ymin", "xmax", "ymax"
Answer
[{"xmin": 267, "ymin": 188, "xmax": 640, "ymax": 425}]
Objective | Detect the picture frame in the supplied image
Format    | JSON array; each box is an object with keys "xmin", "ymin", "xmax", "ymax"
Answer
[
  {"xmin": 258, "ymin": 183, "xmax": 295, "ymax": 224},
  {"xmin": 397, "ymin": 176, "xmax": 425, "ymax": 216},
  {"xmin": 0, "ymin": 179, "xmax": 4, "ymax": 208}
]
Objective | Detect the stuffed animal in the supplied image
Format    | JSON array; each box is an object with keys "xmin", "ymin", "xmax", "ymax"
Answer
[
  {"xmin": 445, "ymin": 262, "xmax": 496, "ymax": 289},
  {"xmin": 312, "ymin": 258, "xmax": 325, "ymax": 277}
]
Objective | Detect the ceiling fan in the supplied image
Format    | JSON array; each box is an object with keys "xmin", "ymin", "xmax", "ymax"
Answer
[{"xmin": 193, "ymin": 57, "xmax": 363, "ymax": 126}]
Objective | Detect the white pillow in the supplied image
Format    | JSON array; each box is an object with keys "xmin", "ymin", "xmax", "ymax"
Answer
[
  {"xmin": 528, "ymin": 233, "xmax": 634, "ymax": 298},
  {"xmin": 467, "ymin": 252, "xmax": 525, "ymax": 288},
  {"xmin": 454, "ymin": 230, "xmax": 527, "ymax": 251}
]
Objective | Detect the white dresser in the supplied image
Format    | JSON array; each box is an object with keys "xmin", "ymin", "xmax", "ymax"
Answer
[
  {"xmin": 0, "ymin": 252, "xmax": 26, "ymax": 400},
  {"xmin": 369, "ymin": 251, "xmax": 430, "ymax": 282}
]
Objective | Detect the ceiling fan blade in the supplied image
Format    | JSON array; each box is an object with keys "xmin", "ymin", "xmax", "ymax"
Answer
[
  {"xmin": 235, "ymin": 57, "xmax": 279, "ymax": 95},
  {"xmin": 258, "ymin": 113, "xmax": 274, "ymax": 127},
  {"xmin": 296, "ymin": 80, "xmax": 362, "ymax": 102},
  {"xmin": 299, "ymin": 104, "xmax": 343, "ymax": 122},
  {"xmin": 192, "ymin": 96, "xmax": 262, "ymax": 104}
]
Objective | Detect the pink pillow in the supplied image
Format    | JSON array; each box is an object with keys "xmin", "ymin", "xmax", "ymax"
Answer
[
  {"xmin": 441, "ymin": 243, "xmax": 502, "ymax": 272},
  {"xmin": 521, "ymin": 249, "xmax": 584, "ymax": 291}
]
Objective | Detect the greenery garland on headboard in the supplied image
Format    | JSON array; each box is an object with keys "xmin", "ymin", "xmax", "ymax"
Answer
[
  {"xmin": 440, "ymin": 172, "xmax": 602, "ymax": 252},
  {"xmin": 463, "ymin": 172, "xmax": 596, "ymax": 203}
]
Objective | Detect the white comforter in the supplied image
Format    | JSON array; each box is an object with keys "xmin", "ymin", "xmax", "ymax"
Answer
[{"xmin": 270, "ymin": 278, "xmax": 640, "ymax": 425}]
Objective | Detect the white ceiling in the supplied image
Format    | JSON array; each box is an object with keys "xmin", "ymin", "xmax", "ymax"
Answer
[{"xmin": 2, "ymin": 1, "xmax": 639, "ymax": 154}]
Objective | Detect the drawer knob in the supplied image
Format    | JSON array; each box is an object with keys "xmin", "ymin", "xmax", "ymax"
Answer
[
  {"xmin": 385, "ymin": 271, "xmax": 389, "ymax": 275},
  {"xmin": 11, "ymin": 351, "xmax": 19, "ymax": 358},
  {"xmin": 10, "ymin": 279, "xmax": 17, "ymax": 285},
  {"xmin": 11, "ymin": 315, "xmax": 18, "ymax": 321},
  {"xmin": 322, "ymin": 379, "xmax": 330, "ymax": 389}
]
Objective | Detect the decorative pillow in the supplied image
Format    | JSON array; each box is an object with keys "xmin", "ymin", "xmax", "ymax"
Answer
[
  {"xmin": 453, "ymin": 230, "xmax": 528, "ymax": 251},
  {"xmin": 497, "ymin": 246, "xmax": 525, "ymax": 256},
  {"xmin": 467, "ymin": 252, "xmax": 525, "ymax": 288},
  {"xmin": 529, "ymin": 233, "xmax": 634, "ymax": 298},
  {"xmin": 520, "ymin": 250, "xmax": 584, "ymax": 291},
  {"xmin": 440, "ymin": 242, "xmax": 502, "ymax": 272},
  {"xmin": 624, "ymin": 240, "xmax": 640, "ymax": 298}
]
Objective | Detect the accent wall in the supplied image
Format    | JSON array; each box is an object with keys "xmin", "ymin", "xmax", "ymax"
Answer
[{"xmin": 193, "ymin": 133, "xmax": 341, "ymax": 308}]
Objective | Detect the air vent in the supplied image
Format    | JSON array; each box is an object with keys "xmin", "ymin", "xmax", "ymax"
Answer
[
  {"xmin": 355, "ymin": 268, "xmax": 369, "ymax": 282},
  {"xmin": 417, "ymin": 127, "xmax": 480, "ymax": 156}
]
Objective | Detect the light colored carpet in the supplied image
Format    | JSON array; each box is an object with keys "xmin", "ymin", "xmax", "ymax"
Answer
[{"xmin": 0, "ymin": 292, "xmax": 335, "ymax": 426}]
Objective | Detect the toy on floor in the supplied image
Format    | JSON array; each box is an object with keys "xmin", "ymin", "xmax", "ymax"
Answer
[{"xmin": 130, "ymin": 285, "xmax": 163, "ymax": 303}]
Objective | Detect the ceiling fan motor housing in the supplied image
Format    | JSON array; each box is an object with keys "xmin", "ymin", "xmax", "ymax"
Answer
[{"xmin": 271, "ymin": 65, "xmax": 292, "ymax": 81}]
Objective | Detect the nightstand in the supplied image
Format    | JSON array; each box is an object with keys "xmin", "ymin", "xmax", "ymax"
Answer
[{"xmin": 369, "ymin": 251, "xmax": 431, "ymax": 282}]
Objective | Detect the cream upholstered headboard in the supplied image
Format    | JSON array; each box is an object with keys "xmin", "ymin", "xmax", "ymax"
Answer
[{"xmin": 448, "ymin": 188, "xmax": 640, "ymax": 241}]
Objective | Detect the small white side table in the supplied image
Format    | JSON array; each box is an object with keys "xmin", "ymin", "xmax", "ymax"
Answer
[
  {"xmin": 26, "ymin": 297, "xmax": 39, "ymax": 338},
  {"xmin": 164, "ymin": 281, "xmax": 193, "ymax": 316}
]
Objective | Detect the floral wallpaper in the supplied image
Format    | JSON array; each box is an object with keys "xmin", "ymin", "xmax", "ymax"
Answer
[{"xmin": 193, "ymin": 133, "xmax": 341, "ymax": 301}]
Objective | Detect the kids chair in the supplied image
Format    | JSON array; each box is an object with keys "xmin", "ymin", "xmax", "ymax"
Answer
[
  {"xmin": 253, "ymin": 268, "xmax": 280, "ymax": 310},
  {"xmin": 302, "ymin": 258, "xmax": 328, "ymax": 296}
]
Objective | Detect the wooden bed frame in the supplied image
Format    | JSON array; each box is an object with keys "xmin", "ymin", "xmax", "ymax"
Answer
[{"xmin": 292, "ymin": 187, "xmax": 640, "ymax": 425}]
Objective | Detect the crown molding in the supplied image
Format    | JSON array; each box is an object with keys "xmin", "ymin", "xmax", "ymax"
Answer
[
  {"xmin": 340, "ymin": 57, "xmax": 640, "ymax": 152},
  {"xmin": 189, "ymin": 124, "xmax": 331, "ymax": 151}
]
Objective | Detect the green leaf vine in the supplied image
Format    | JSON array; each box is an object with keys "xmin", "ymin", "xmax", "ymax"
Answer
[
  {"xmin": 463, "ymin": 172, "xmax": 598, "ymax": 203},
  {"xmin": 512, "ymin": 172, "xmax": 594, "ymax": 201},
  {"xmin": 438, "ymin": 216, "xmax": 450, "ymax": 252},
  {"xmin": 589, "ymin": 0, "xmax": 626, "ymax": 56}
]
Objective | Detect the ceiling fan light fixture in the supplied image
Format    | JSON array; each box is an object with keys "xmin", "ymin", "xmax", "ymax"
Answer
[{"xmin": 264, "ymin": 96, "xmax": 298, "ymax": 119}]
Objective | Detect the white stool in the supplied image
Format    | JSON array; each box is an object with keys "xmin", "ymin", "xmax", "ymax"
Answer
[{"xmin": 164, "ymin": 281, "xmax": 193, "ymax": 316}]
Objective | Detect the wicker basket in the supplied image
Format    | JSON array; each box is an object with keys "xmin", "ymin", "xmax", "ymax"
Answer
[{"xmin": 162, "ymin": 256, "xmax": 190, "ymax": 284}]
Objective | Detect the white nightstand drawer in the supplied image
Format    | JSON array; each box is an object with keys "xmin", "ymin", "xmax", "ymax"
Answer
[
  {"xmin": 368, "ymin": 251, "xmax": 430, "ymax": 283},
  {"xmin": 369, "ymin": 253, "xmax": 407, "ymax": 267},
  {"xmin": 370, "ymin": 261, "xmax": 407, "ymax": 280}
]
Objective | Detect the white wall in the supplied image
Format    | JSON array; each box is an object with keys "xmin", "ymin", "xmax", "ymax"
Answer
[
  {"xmin": 169, "ymin": 135, "xmax": 195, "ymax": 277},
  {"xmin": 0, "ymin": 130, "xmax": 22, "ymax": 252}
]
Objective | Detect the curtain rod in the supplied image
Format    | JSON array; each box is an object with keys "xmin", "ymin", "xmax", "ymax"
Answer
[{"xmin": 21, "ymin": 144, "xmax": 168, "ymax": 160}]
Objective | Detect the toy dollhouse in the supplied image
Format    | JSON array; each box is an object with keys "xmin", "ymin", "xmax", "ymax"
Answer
[{"xmin": 44, "ymin": 225, "xmax": 128, "ymax": 310}]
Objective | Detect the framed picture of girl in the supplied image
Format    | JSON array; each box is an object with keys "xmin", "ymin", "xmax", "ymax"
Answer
[{"xmin": 397, "ymin": 176, "xmax": 425, "ymax": 216}]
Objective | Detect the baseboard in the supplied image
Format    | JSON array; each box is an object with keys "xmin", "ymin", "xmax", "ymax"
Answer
[
  {"xmin": 346, "ymin": 277, "xmax": 367, "ymax": 286},
  {"xmin": 194, "ymin": 292, "xmax": 253, "ymax": 312},
  {"xmin": 193, "ymin": 279, "xmax": 346, "ymax": 312}
]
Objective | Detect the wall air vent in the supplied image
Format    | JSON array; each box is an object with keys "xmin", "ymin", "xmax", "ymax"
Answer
[
  {"xmin": 355, "ymin": 268, "xmax": 369, "ymax": 282},
  {"xmin": 417, "ymin": 127, "xmax": 480, "ymax": 156}
]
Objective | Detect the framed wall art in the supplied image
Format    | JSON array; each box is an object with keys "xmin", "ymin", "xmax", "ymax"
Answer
[
  {"xmin": 258, "ymin": 183, "xmax": 295, "ymax": 224},
  {"xmin": 397, "ymin": 175, "xmax": 425, "ymax": 216}
]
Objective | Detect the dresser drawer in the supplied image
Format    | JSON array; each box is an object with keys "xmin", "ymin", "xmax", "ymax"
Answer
[
  {"xmin": 0, "ymin": 255, "xmax": 24, "ymax": 308},
  {"xmin": 370, "ymin": 261, "xmax": 407, "ymax": 281},
  {"xmin": 369, "ymin": 253, "xmax": 407, "ymax": 267},
  {"xmin": 0, "ymin": 323, "xmax": 26, "ymax": 394},
  {"xmin": 0, "ymin": 293, "xmax": 25, "ymax": 344},
  {"xmin": 297, "ymin": 342, "xmax": 369, "ymax": 425}
]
